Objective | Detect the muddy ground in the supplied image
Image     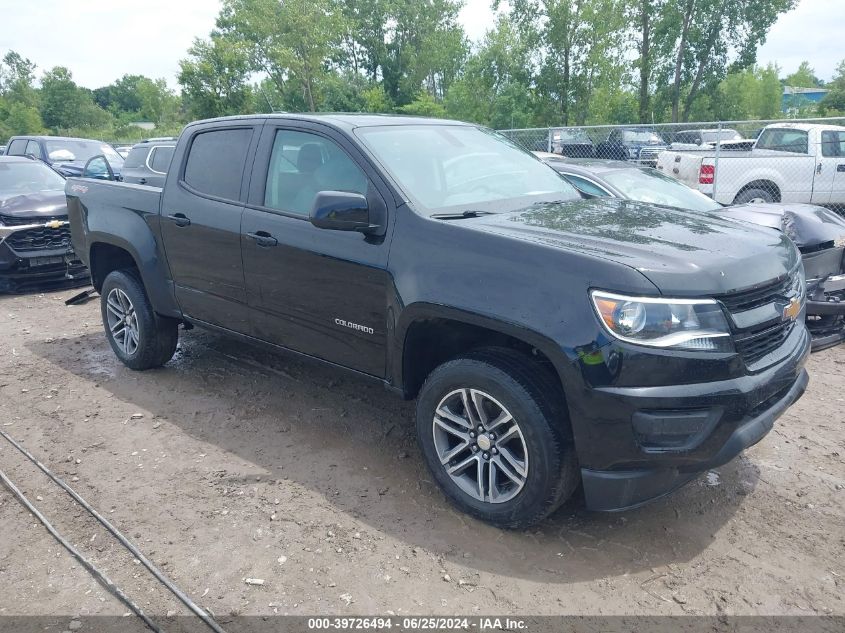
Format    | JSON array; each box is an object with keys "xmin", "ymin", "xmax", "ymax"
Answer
[{"xmin": 0, "ymin": 288, "xmax": 842, "ymax": 623}]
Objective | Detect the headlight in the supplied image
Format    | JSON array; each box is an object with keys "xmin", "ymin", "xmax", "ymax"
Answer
[
  {"xmin": 628, "ymin": 147, "xmax": 638, "ymax": 158},
  {"xmin": 590, "ymin": 290, "xmax": 733, "ymax": 351}
]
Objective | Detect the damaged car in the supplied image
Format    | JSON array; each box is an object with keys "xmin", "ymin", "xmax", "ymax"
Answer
[
  {"xmin": 0, "ymin": 156, "xmax": 88, "ymax": 292},
  {"xmin": 536, "ymin": 154, "xmax": 845, "ymax": 350}
]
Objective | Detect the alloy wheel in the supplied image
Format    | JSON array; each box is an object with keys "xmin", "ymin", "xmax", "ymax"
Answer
[
  {"xmin": 105, "ymin": 288, "xmax": 140, "ymax": 356},
  {"xmin": 432, "ymin": 388, "xmax": 528, "ymax": 503}
]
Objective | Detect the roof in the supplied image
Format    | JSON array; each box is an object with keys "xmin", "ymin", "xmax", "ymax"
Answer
[
  {"xmin": 7, "ymin": 135, "xmax": 108, "ymax": 143},
  {"xmin": 783, "ymin": 87, "xmax": 829, "ymax": 95},
  {"xmin": 186, "ymin": 112, "xmax": 472, "ymax": 131},
  {"xmin": 763, "ymin": 122, "xmax": 845, "ymax": 132}
]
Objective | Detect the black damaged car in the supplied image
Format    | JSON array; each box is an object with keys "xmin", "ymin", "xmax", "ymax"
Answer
[{"xmin": 0, "ymin": 156, "xmax": 88, "ymax": 292}]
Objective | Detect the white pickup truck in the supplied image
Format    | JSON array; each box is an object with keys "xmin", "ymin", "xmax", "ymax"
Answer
[{"xmin": 656, "ymin": 122, "xmax": 845, "ymax": 206}]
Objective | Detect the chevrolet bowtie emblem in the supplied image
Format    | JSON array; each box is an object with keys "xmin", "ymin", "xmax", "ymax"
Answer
[
  {"xmin": 46, "ymin": 220, "xmax": 62, "ymax": 229},
  {"xmin": 783, "ymin": 297, "xmax": 801, "ymax": 322}
]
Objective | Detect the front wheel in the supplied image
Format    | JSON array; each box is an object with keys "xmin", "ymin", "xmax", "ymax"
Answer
[
  {"xmin": 416, "ymin": 348, "xmax": 579, "ymax": 529},
  {"xmin": 100, "ymin": 269, "xmax": 178, "ymax": 370}
]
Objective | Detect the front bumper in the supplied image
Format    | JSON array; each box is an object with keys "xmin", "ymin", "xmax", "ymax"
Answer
[
  {"xmin": 575, "ymin": 325, "xmax": 811, "ymax": 511},
  {"xmin": 0, "ymin": 220, "xmax": 89, "ymax": 292}
]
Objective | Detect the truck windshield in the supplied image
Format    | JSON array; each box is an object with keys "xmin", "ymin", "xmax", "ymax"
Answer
[
  {"xmin": 355, "ymin": 125, "xmax": 580, "ymax": 215},
  {"xmin": 603, "ymin": 167, "xmax": 722, "ymax": 213},
  {"xmin": 44, "ymin": 139, "xmax": 124, "ymax": 167},
  {"xmin": 622, "ymin": 130, "xmax": 665, "ymax": 143}
]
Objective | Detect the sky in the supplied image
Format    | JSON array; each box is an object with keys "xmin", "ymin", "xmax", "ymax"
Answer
[{"xmin": 0, "ymin": 0, "xmax": 841, "ymax": 91}]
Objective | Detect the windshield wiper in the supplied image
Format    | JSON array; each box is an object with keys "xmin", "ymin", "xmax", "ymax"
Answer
[{"xmin": 430, "ymin": 210, "xmax": 495, "ymax": 220}]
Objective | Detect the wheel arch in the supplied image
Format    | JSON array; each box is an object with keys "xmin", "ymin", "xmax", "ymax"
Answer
[
  {"xmin": 394, "ymin": 304, "xmax": 571, "ymax": 404},
  {"xmin": 86, "ymin": 233, "xmax": 181, "ymax": 318},
  {"xmin": 734, "ymin": 179, "xmax": 782, "ymax": 203}
]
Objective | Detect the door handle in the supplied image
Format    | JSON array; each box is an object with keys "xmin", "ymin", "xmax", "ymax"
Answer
[
  {"xmin": 817, "ymin": 163, "xmax": 823, "ymax": 174},
  {"xmin": 139, "ymin": 177, "xmax": 147, "ymax": 185},
  {"xmin": 838, "ymin": 164, "xmax": 845, "ymax": 173},
  {"xmin": 166, "ymin": 213, "xmax": 191, "ymax": 227},
  {"xmin": 247, "ymin": 231, "xmax": 278, "ymax": 247}
]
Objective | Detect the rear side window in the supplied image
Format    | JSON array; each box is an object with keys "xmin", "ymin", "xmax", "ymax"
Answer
[
  {"xmin": 756, "ymin": 129, "xmax": 809, "ymax": 154},
  {"xmin": 149, "ymin": 146, "xmax": 175, "ymax": 173},
  {"xmin": 7, "ymin": 139, "xmax": 27, "ymax": 155},
  {"xmin": 183, "ymin": 128, "xmax": 252, "ymax": 201},
  {"xmin": 821, "ymin": 131, "xmax": 845, "ymax": 157},
  {"xmin": 122, "ymin": 147, "xmax": 148, "ymax": 169}
]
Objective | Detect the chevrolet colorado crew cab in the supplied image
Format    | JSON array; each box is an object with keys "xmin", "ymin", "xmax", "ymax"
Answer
[{"xmin": 66, "ymin": 114, "xmax": 810, "ymax": 528}]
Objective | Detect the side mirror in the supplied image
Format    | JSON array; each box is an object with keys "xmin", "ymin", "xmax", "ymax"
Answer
[
  {"xmin": 310, "ymin": 191, "xmax": 376, "ymax": 233},
  {"xmin": 83, "ymin": 155, "xmax": 115, "ymax": 181}
]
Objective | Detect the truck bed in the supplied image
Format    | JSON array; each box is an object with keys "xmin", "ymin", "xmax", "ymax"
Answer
[{"xmin": 65, "ymin": 179, "xmax": 162, "ymax": 262}]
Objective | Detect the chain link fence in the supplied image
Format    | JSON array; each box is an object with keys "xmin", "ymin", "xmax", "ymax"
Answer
[{"xmin": 500, "ymin": 117, "xmax": 845, "ymax": 214}]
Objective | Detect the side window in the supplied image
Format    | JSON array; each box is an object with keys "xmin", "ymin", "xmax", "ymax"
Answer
[
  {"xmin": 821, "ymin": 131, "xmax": 845, "ymax": 157},
  {"xmin": 149, "ymin": 146, "xmax": 175, "ymax": 173},
  {"xmin": 183, "ymin": 128, "xmax": 252, "ymax": 201},
  {"xmin": 756, "ymin": 129, "xmax": 809, "ymax": 154},
  {"xmin": 7, "ymin": 139, "xmax": 27, "ymax": 155},
  {"xmin": 25, "ymin": 140, "xmax": 41, "ymax": 158},
  {"xmin": 264, "ymin": 130, "xmax": 368, "ymax": 216},
  {"xmin": 564, "ymin": 174, "xmax": 611, "ymax": 197},
  {"xmin": 122, "ymin": 147, "xmax": 148, "ymax": 169}
]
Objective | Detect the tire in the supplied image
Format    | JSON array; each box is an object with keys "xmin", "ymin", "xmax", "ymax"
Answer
[
  {"xmin": 416, "ymin": 347, "xmax": 579, "ymax": 529},
  {"xmin": 100, "ymin": 269, "xmax": 178, "ymax": 370},
  {"xmin": 733, "ymin": 187, "xmax": 775, "ymax": 204}
]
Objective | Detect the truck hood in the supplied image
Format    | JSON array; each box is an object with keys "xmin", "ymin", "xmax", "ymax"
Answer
[
  {"xmin": 0, "ymin": 190, "xmax": 67, "ymax": 219},
  {"xmin": 716, "ymin": 202, "xmax": 845, "ymax": 251},
  {"xmin": 463, "ymin": 198, "xmax": 798, "ymax": 296}
]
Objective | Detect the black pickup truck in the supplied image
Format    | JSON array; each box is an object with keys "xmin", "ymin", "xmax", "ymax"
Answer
[{"xmin": 66, "ymin": 114, "xmax": 810, "ymax": 528}]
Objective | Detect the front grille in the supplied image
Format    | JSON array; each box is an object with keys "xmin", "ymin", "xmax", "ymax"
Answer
[
  {"xmin": 5, "ymin": 225, "xmax": 72, "ymax": 252},
  {"xmin": 719, "ymin": 271, "xmax": 802, "ymax": 367},
  {"xmin": 719, "ymin": 274, "xmax": 794, "ymax": 312},
  {"xmin": 0, "ymin": 214, "xmax": 65, "ymax": 227},
  {"xmin": 734, "ymin": 321, "xmax": 794, "ymax": 365}
]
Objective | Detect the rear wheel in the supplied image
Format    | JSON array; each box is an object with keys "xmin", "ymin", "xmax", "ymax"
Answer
[
  {"xmin": 416, "ymin": 348, "xmax": 579, "ymax": 529},
  {"xmin": 100, "ymin": 270, "xmax": 178, "ymax": 370},
  {"xmin": 734, "ymin": 187, "xmax": 775, "ymax": 204}
]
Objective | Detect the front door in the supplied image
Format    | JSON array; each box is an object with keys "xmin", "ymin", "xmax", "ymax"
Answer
[
  {"xmin": 814, "ymin": 130, "xmax": 845, "ymax": 205},
  {"xmin": 159, "ymin": 125, "xmax": 257, "ymax": 332},
  {"xmin": 241, "ymin": 124, "xmax": 392, "ymax": 377}
]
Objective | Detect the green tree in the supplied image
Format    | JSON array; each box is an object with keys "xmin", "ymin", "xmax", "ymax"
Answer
[
  {"xmin": 178, "ymin": 35, "xmax": 255, "ymax": 119},
  {"xmin": 397, "ymin": 92, "xmax": 447, "ymax": 117},
  {"xmin": 0, "ymin": 51, "xmax": 43, "ymax": 139},
  {"xmin": 659, "ymin": 0, "xmax": 796, "ymax": 122},
  {"xmin": 509, "ymin": 0, "xmax": 629, "ymax": 126},
  {"xmin": 784, "ymin": 61, "xmax": 822, "ymax": 88},
  {"xmin": 820, "ymin": 59, "xmax": 845, "ymax": 115},
  {"xmin": 444, "ymin": 17, "xmax": 534, "ymax": 127},
  {"xmin": 39, "ymin": 67, "xmax": 112, "ymax": 131},
  {"xmin": 217, "ymin": 0, "xmax": 346, "ymax": 112}
]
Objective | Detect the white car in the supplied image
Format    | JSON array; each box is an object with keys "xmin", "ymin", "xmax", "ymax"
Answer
[{"xmin": 656, "ymin": 122, "xmax": 845, "ymax": 206}]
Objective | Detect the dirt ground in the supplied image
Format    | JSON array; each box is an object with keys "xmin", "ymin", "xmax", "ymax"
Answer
[{"xmin": 0, "ymin": 287, "xmax": 843, "ymax": 622}]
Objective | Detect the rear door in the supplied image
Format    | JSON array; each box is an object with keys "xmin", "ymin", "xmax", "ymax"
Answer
[
  {"xmin": 120, "ymin": 146, "xmax": 149, "ymax": 185},
  {"xmin": 815, "ymin": 130, "xmax": 845, "ymax": 204},
  {"xmin": 159, "ymin": 123, "xmax": 260, "ymax": 333},
  {"xmin": 241, "ymin": 122, "xmax": 393, "ymax": 377}
]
